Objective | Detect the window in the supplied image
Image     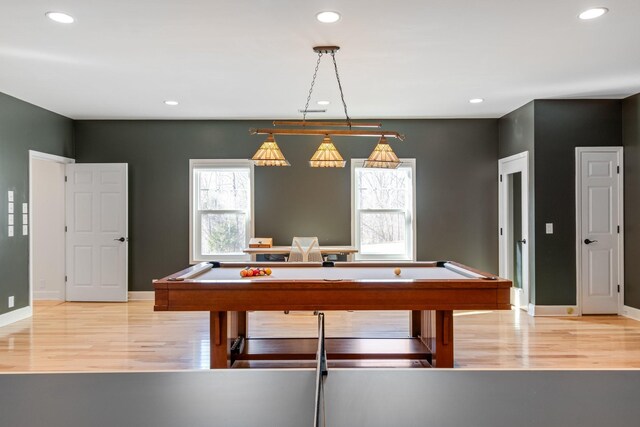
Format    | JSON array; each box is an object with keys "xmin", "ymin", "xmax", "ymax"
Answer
[
  {"xmin": 351, "ymin": 159, "xmax": 416, "ymax": 260},
  {"xmin": 190, "ymin": 160, "xmax": 253, "ymax": 262}
]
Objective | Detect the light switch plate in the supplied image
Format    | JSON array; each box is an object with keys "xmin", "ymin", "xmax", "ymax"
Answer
[
  {"xmin": 8, "ymin": 226, "xmax": 14, "ymax": 237},
  {"xmin": 8, "ymin": 203, "xmax": 14, "ymax": 214},
  {"xmin": 546, "ymin": 223, "xmax": 553, "ymax": 234},
  {"xmin": 8, "ymin": 191, "xmax": 14, "ymax": 202},
  {"xmin": 22, "ymin": 203, "xmax": 28, "ymax": 213}
]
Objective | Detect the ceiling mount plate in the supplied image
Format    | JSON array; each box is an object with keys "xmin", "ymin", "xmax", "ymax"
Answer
[{"xmin": 313, "ymin": 46, "xmax": 340, "ymax": 54}]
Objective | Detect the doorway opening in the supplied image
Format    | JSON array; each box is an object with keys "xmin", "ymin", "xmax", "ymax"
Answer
[
  {"xmin": 29, "ymin": 150, "xmax": 75, "ymax": 302},
  {"xmin": 499, "ymin": 152, "xmax": 530, "ymax": 312}
]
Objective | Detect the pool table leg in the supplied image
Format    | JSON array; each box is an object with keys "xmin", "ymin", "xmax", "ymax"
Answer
[
  {"xmin": 417, "ymin": 309, "xmax": 454, "ymax": 368},
  {"xmin": 410, "ymin": 310, "xmax": 422, "ymax": 337},
  {"xmin": 227, "ymin": 311, "xmax": 247, "ymax": 337},
  {"xmin": 434, "ymin": 310, "xmax": 454, "ymax": 368},
  {"xmin": 210, "ymin": 311, "xmax": 229, "ymax": 369}
]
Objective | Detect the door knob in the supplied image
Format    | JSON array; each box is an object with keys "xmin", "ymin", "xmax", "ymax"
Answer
[
  {"xmin": 114, "ymin": 237, "xmax": 126, "ymax": 242},
  {"xmin": 584, "ymin": 239, "xmax": 598, "ymax": 245},
  {"xmin": 517, "ymin": 239, "xmax": 527, "ymax": 244}
]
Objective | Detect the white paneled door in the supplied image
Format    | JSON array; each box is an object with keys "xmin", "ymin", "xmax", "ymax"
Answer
[
  {"xmin": 65, "ymin": 164, "xmax": 128, "ymax": 301},
  {"xmin": 577, "ymin": 148, "xmax": 623, "ymax": 314}
]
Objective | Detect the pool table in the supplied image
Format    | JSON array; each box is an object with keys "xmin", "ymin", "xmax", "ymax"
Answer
[{"xmin": 154, "ymin": 261, "xmax": 511, "ymax": 368}]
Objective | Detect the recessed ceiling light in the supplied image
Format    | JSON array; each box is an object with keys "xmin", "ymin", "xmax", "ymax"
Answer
[
  {"xmin": 579, "ymin": 7, "xmax": 609, "ymax": 20},
  {"xmin": 317, "ymin": 100, "xmax": 330, "ymax": 106},
  {"xmin": 316, "ymin": 11, "xmax": 341, "ymax": 23},
  {"xmin": 469, "ymin": 98, "xmax": 484, "ymax": 104},
  {"xmin": 45, "ymin": 12, "xmax": 75, "ymax": 24},
  {"xmin": 164, "ymin": 100, "xmax": 179, "ymax": 106}
]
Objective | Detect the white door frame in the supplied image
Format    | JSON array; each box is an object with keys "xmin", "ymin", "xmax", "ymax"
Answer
[
  {"xmin": 498, "ymin": 151, "xmax": 530, "ymax": 312},
  {"xmin": 575, "ymin": 147, "xmax": 624, "ymax": 315},
  {"xmin": 28, "ymin": 150, "xmax": 75, "ymax": 305}
]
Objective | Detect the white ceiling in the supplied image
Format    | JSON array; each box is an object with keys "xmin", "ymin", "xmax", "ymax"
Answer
[{"xmin": 1, "ymin": 0, "xmax": 639, "ymax": 120}]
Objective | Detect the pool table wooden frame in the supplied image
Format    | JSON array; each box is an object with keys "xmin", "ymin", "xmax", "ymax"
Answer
[{"xmin": 154, "ymin": 261, "xmax": 512, "ymax": 368}]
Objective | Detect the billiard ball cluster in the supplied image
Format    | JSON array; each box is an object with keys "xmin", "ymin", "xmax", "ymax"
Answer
[{"xmin": 240, "ymin": 267, "xmax": 272, "ymax": 277}]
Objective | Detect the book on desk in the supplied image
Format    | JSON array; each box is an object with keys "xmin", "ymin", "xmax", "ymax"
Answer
[{"xmin": 249, "ymin": 238, "xmax": 273, "ymax": 248}]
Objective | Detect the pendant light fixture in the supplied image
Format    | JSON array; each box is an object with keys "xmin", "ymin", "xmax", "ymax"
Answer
[
  {"xmin": 364, "ymin": 136, "xmax": 400, "ymax": 169},
  {"xmin": 251, "ymin": 134, "xmax": 290, "ymax": 166},
  {"xmin": 309, "ymin": 135, "xmax": 346, "ymax": 168},
  {"xmin": 250, "ymin": 46, "xmax": 404, "ymax": 168}
]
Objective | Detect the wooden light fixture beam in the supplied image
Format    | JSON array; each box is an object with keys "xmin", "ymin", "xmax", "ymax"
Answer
[
  {"xmin": 250, "ymin": 128, "xmax": 405, "ymax": 141},
  {"xmin": 272, "ymin": 121, "xmax": 382, "ymax": 128}
]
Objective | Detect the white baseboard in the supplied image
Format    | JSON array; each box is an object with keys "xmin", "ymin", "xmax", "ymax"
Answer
[
  {"xmin": 128, "ymin": 291, "xmax": 155, "ymax": 301},
  {"xmin": 528, "ymin": 304, "xmax": 579, "ymax": 316},
  {"xmin": 622, "ymin": 305, "xmax": 640, "ymax": 321},
  {"xmin": 34, "ymin": 290, "xmax": 64, "ymax": 301},
  {"xmin": 0, "ymin": 306, "xmax": 33, "ymax": 328}
]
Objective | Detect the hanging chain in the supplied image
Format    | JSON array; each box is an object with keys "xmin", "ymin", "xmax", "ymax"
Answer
[
  {"xmin": 302, "ymin": 48, "xmax": 352, "ymax": 128},
  {"xmin": 331, "ymin": 51, "xmax": 352, "ymax": 129},
  {"xmin": 303, "ymin": 52, "xmax": 323, "ymax": 123}
]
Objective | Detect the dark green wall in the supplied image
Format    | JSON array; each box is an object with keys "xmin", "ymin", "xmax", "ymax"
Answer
[
  {"xmin": 534, "ymin": 100, "xmax": 622, "ymax": 305},
  {"xmin": 0, "ymin": 93, "xmax": 74, "ymax": 315},
  {"xmin": 74, "ymin": 119, "xmax": 499, "ymax": 291},
  {"xmin": 498, "ymin": 102, "xmax": 536, "ymax": 304},
  {"xmin": 499, "ymin": 100, "xmax": 623, "ymax": 307},
  {"xmin": 623, "ymin": 94, "xmax": 640, "ymax": 309}
]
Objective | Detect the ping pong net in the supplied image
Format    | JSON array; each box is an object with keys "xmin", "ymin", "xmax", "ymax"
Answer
[{"xmin": 313, "ymin": 312, "xmax": 328, "ymax": 427}]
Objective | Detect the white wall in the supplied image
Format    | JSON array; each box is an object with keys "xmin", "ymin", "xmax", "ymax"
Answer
[{"xmin": 32, "ymin": 158, "xmax": 66, "ymax": 300}]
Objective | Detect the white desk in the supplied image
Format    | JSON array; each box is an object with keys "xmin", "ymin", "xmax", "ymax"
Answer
[{"xmin": 243, "ymin": 246, "xmax": 358, "ymax": 262}]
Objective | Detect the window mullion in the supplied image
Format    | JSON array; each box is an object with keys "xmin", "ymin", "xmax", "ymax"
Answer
[{"xmin": 197, "ymin": 209, "xmax": 246, "ymax": 214}]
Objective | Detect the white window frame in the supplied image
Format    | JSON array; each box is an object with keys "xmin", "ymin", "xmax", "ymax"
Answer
[
  {"xmin": 189, "ymin": 159, "xmax": 254, "ymax": 263},
  {"xmin": 351, "ymin": 159, "xmax": 417, "ymax": 261}
]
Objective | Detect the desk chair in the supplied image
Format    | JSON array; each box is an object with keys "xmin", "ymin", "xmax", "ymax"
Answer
[
  {"xmin": 287, "ymin": 237, "xmax": 324, "ymax": 263},
  {"xmin": 286, "ymin": 237, "xmax": 322, "ymax": 315}
]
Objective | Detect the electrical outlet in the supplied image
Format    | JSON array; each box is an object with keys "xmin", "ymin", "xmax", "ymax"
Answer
[{"xmin": 8, "ymin": 296, "xmax": 15, "ymax": 308}]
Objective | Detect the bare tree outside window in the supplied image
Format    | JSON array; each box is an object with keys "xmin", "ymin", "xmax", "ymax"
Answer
[
  {"xmin": 201, "ymin": 213, "xmax": 246, "ymax": 255},
  {"xmin": 195, "ymin": 168, "xmax": 250, "ymax": 256}
]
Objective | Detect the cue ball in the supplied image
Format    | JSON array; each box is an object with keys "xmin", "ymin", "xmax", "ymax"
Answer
[{"xmin": 394, "ymin": 268, "xmax": 401, "ymax": 276}]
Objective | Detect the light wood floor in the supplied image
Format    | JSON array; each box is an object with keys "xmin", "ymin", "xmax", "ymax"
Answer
[{"xmin": 1, "ymin": 301, "xmax": 640, "ymax": 371}]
